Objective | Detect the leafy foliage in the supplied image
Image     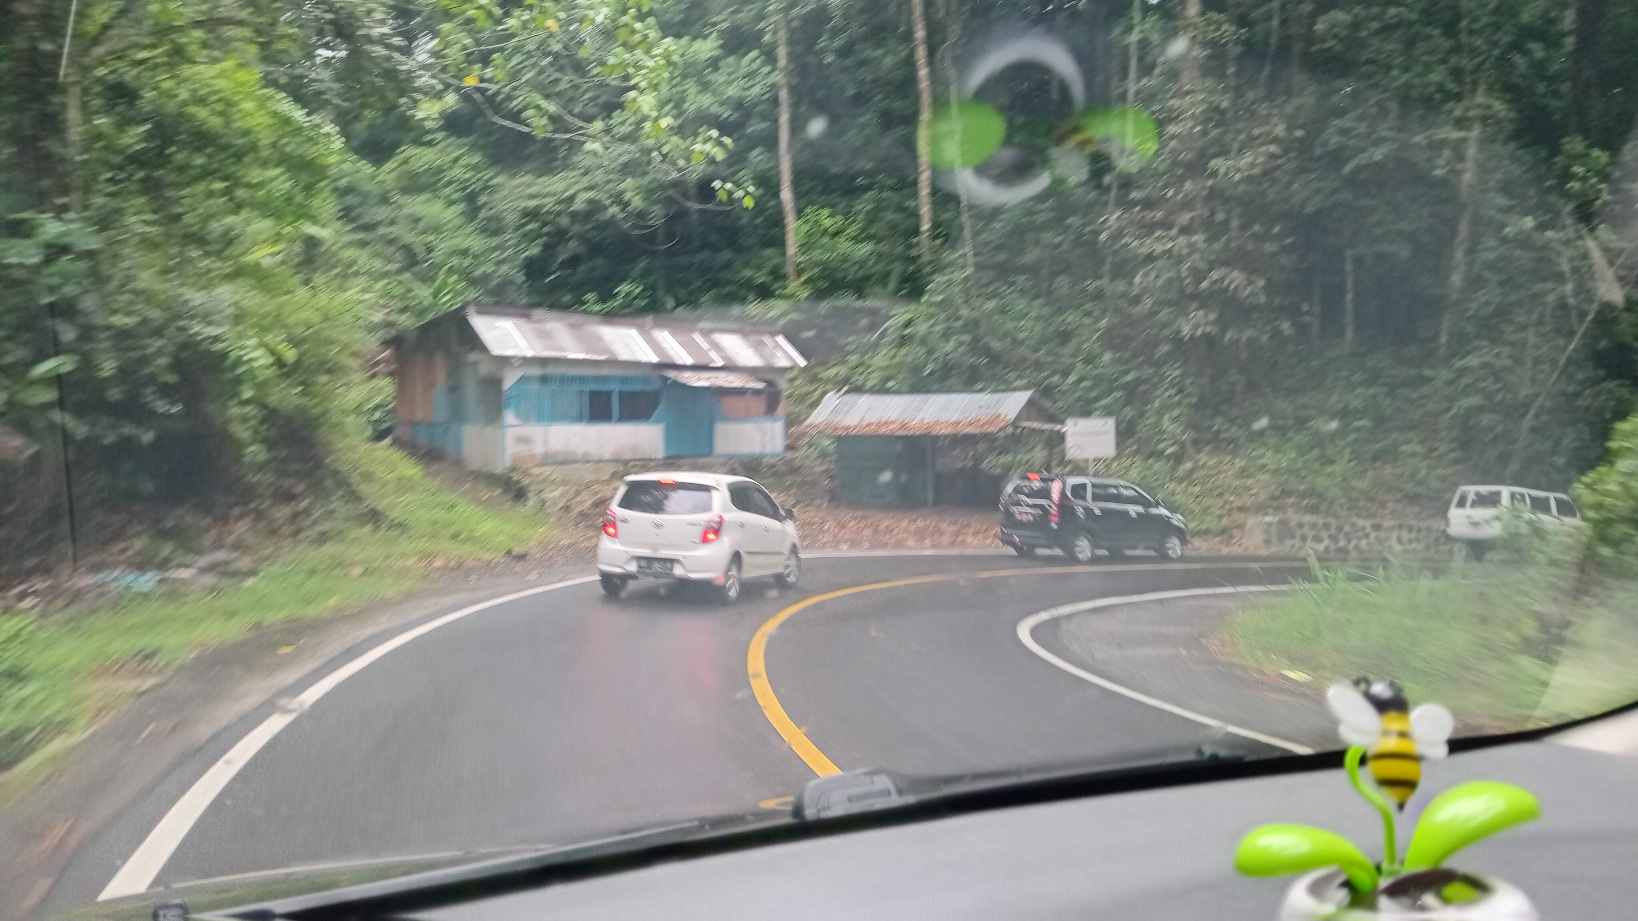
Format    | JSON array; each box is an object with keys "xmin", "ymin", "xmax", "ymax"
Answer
[
  {"xmin": 2, "ymin": 0, "xmax": 1637, "ymax": 567},
  {"xmin": 1577, "ymin": 411, "xmax": 1638, "ymax": 565}
]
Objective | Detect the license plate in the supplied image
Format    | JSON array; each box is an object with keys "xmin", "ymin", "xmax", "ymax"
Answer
[{"xmin": 636, "ymin": 558, "xmax": 674, "ymax": 574}]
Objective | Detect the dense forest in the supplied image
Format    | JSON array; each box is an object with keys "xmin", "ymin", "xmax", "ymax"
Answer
[{"xmin": 4, "ymin": 0, "xmax": 1638, "ymax": 568}]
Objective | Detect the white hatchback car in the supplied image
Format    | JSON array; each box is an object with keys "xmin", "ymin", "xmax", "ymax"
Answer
[
  {"xmin": 1446, "ymin": 484, "xmax": 1581, "ymax": 552},
  {"xmin": 596, "ymin": 472, "xmax": 800, "ymax": 603}
]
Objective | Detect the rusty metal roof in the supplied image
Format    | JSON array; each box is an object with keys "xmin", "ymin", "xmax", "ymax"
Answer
[
  {"xmin": 460, "ymin": 306, "xmax": 806, "ymax": 369},
  {"xmin": 803, "ymin": 390, "xmax": 1063, "ymax": 436}
]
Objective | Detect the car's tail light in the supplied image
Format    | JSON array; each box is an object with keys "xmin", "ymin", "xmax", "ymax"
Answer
[
  {"xmin": 602, "ymin": 509, "xmax": 618, "ymax": 538},
  {"xmin": 1049, "ymin": 479, "xmax": 1063, "ymax": 524},
  {"xmin": 700, "ymin": 514, "xmax": 723, "ymax": 544}
]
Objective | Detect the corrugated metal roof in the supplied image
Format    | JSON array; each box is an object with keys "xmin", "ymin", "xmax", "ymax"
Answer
[
  {"xmin": 662, "ymin": 369, "xmax": 769, "ymax": 390},
  {"xmin": 803, "ymin": 391, "xmax": 1062, "ymax": 436},
  {"xmin": 461, "ymin": 306, "xmax": 806, "ymax": 369}
]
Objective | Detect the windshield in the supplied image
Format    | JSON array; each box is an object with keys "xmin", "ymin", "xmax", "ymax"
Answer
[
  {"xmin": 5, "ymin": 0, "xmax": 1638, "ymax": 915},
  {"xmin": 1003, "ymin": 480, "xmax": 1053, "ymax": 502},
  {"xmin": 618, "ymin": 482, "xmax": 717, "ymax": 515}
]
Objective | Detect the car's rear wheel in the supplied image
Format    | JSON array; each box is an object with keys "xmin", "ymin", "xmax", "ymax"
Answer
[
  {"xmin": 775, "ymin": 549, "xmax": 801, "ymax": 589},
  {"xmin": 600, "ymin": 574, "xmax": 627, "ymax": 598},
  {"xmin": 1067, "ymin": 532, "xmax": 1096, "ymax": 564},
  {"xmin": 719, "ymin": 557, "xmax": 743, "ymax": 605},
  {"xmin": 1158, "ymin": 532, "xmax": 1186, "ymax": 561}
]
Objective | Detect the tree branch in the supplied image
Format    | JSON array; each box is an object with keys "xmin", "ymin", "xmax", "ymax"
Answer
[
  {"xmin": 81, "ymin": 0, "xmax": 149, "ymax": 68},
  {"xmin": 85, "ymin": 15, "xmax": 262, "ymax": 69}
]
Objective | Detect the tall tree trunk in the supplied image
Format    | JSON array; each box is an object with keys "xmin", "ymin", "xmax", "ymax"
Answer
[
  {"xmin": 1126, "ymin": 0, "xmax": 1140, "ymax": 104},
  {"xmin": 1260, "ymin": 0, "xmax": 1281, "ymax": 95},
  {"xmin": 910, "ymin": 0, "xmax": 934, "ymax": 257},
  {"xmin": 775, "ymin": 10, "xmax": 799, "ymax": 287},
  {"xmin": 936, "ymin": 0, "xmax": 976, "ymax": 285},
  {"xmin": 1179, "ymin": 0, "xmax": 1204, "ymax": 89},
  {"xmin": 63, "ymin": 69, "xmax": 85, "ymax": 212},
  {"xmin": 9, "ymin": 0, "xmax": 61, "ymax": 210},
  {"xmin": 1311, "ymin": 274, "xmax": 1322, "ymax": 341},
  {"xmin": 1343, "ymin": 249, "xmax": 1357, "ymax": 353},
  {"xmin": 1569, "ymin": 0, "xmax": 1605, "ymax": 144},
  {"xmin": 1288, "ymin": 0, "xmax": 1312, "ymax": 92},
  {"xmin": 1179, "ymin": 0, "xmax": 1207, "ymax": 457},
  {"xmin": 1102, "ymin": 0, "xmax": 1141, "ymax": 281},
  {"xmin": 1439, "ymin": 117, "xmax": 1482, "ymax": 360}
]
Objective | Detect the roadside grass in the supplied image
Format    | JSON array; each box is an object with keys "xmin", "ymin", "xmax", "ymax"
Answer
[
  {"xmin": 1220, "ymin": 548, "xmax": 1638, "ymax": 731},
  {"xmin": 0, "ymin": 440, "xmax": 548, "ymax": 787},
  {"xmin": 1091, "ymin": 437, "xmax": 1455, "ymax": 540}
]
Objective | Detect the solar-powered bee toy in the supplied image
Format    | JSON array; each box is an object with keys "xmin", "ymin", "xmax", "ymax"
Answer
[{"xmin": 1235, "ymin": 678, "xmax": 1542, "ymax": 920}]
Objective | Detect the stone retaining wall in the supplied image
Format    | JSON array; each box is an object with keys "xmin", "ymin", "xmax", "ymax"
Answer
[{"xmin": 1243, "ymin": 516, "xmax": 1446, "ymax": 557}]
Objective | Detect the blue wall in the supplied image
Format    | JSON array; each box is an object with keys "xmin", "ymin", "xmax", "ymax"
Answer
[
  {"xmin": 407, "ymin": 422, "xmax": 463, "ymax": 459},
  {"xmin": 660, "ymin": 381, "xmax": 717, "ymax": 457},
  {"xmin": 497, "ymin": 372, "xmax": 746, "ymax": 458},
  {"xmin": 503, "ymin": 374, "xmax": 662, "ymax": 424}
]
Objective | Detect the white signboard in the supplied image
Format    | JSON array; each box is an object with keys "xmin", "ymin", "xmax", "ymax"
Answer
[{"xmin": 1065, "ymin": 417, "xmax": 1117, "ymax": 460}]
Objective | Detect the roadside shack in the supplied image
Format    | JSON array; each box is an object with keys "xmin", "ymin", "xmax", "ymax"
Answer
[{"xmin": 802, "ymin": 390, "xmax": 1065, "ymax": 507}]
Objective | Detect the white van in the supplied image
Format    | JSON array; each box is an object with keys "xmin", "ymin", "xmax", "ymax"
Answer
[{"xmin": 1447, "ymin": 485, "xmax": 1581, "ymax": 545}]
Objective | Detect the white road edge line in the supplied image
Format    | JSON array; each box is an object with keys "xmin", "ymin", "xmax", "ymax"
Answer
[
  {"xmin": 97, "ymin": 576, "xmax": 598, "ymax": 902},
  {"xmin": 103, "ymin": 556, "xmax": 1308, "ymax": 901},
  {"xmin": 1016, "ymin": 584, "xmax": 1315, "ymax": 756}
]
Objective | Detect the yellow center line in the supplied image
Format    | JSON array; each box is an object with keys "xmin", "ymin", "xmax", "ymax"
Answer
[
  {"xmin": 747, "ymin": 565, "xmax": 1106, "ymax": 777},
  {"xmin": 746, "ymin": 560, "xmax": 1307, "ymax": 778}
]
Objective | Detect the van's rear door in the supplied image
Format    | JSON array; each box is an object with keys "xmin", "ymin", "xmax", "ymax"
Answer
[
  {"xmin": 1000, "ymin": 478, "xmax": 1060, "ymax": 539},
  {"xmin": 614, "ymin": 480, "xmax": 718, "ymax": 553}
]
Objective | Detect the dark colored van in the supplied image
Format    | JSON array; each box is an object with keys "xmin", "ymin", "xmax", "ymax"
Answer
[{"xmin": 998, "ymin": 473, "xmax": 1189, "ymax": 562}]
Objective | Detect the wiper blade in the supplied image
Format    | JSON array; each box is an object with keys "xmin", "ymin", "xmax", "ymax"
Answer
[
  {"xmin": 216, "ymin": 817, "xmax": 764, "ymax": 920},
  {"xmin": 793, "ymin": 768, "xmax": 916, "ymax": 820}
]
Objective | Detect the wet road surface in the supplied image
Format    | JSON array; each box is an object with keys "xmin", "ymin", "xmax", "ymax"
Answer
[{"xmin": 53, "ymin": 553, "xmax": 1324, "ymax": 913}]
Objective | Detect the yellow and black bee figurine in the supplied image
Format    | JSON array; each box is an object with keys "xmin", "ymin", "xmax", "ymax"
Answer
[{"xmin": 1327, "ymin": 678, "xmax": 1454, "ymax": 809}]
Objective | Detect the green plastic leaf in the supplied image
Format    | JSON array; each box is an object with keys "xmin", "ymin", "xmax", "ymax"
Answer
[
  {"xmin": 26, "ymin": 355, "xmax": 80, "ymax": 380},
  {"xmin": 1403, "ymin": 782, "xmax": 1540, "ymax": 870},
  {"xmin": 1075, "ymin": 106, "xmax": 1161, "ymax": 172},
  {"xmin": 927, "ymin": 100, "xmax": 1006, "ymax": 171},
  {"xmin": 14, "ymin": 383, "xmax": 57, "ymax": 407},
  {"xmin": 1234, "ymin": 823, "xmax": 1378, "ymax": 893}
]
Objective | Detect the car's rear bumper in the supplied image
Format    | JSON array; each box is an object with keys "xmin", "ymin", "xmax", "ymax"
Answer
[
  {"xmin": 998, "ymin": 527, "xmax": 1064, "ymax": 550},
  {"xmin": 1448, "ymin": 518, "xmax": 1580, "ymax": 542},
  {"xmin": 596, "ymin": 537, "xmax": 734, "ymax": 582}
]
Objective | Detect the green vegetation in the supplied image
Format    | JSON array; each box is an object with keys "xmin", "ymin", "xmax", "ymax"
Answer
[
  {"xmin": 1222, "ymin": 539, "xmax": 1638, "ymax": 729},
  {"xmin": 0, "ymin": 442, "xmax": 545, "ymax": 776},
  {"xmin": 5, "ymin": 0, "xmax": 1637, "ymax": 564},
  {"xmin": 1577, "ymin": 412, "xmax": 1638, "ymax": 567}
]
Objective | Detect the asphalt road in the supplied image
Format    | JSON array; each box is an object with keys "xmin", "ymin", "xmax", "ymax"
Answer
[{"xmin": 49, "ymin": 552, "xmax": 1327, "ymax": 915}]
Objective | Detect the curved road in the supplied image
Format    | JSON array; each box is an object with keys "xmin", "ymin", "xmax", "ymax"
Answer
[{"xmin": 52, "ymin": 553, "xmax": 1329, "ymax": 913}]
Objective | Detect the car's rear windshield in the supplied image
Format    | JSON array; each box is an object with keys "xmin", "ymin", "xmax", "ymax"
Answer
[
  {"xmin": 1004, "ymin": 480, "xmax": 1054, "ymax": 502},
  {"xmin": 618, "ymin": 482, "xmax": 715, "ymax": 515},
  {"xmin": 1469, "ymin": 489, "xmax": 1503, "ymax": 508}
]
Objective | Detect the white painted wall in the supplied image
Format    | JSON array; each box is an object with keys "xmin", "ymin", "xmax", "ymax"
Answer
[
  {"xmin": 506, "ymin": 424, "xmax": 664, "ymax": 465},
  {"xmin": 461, "ymin": 426, "xmax": 506, "ymax": 471},
  {"xmin": 715, "ymin": 420, "xmax": 785, "ymax": 456}
]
